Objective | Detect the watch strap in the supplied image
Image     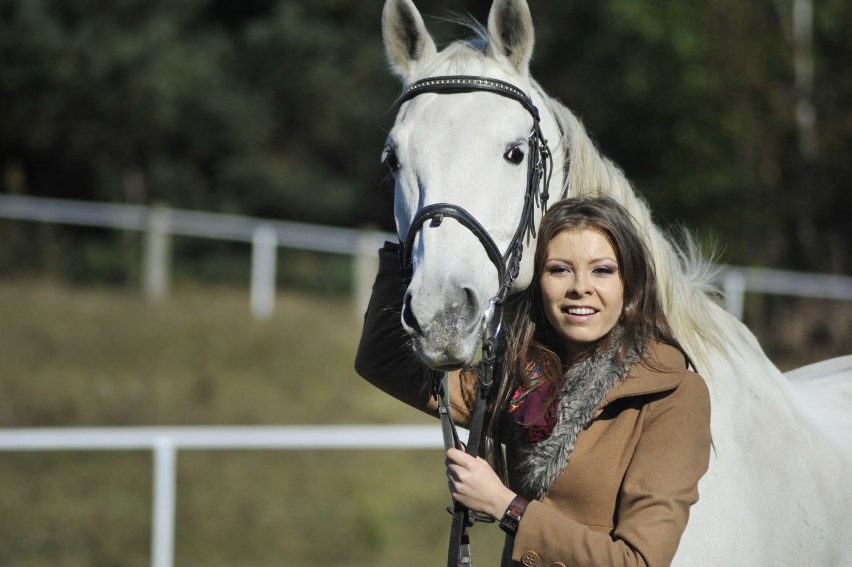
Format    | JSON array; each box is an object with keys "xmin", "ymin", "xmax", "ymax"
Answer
[{"xmin": 499, "ymin": 495, "xmax": 529, "ymax": 535}]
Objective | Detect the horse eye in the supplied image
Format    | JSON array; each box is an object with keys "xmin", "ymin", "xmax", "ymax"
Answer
[
  {"xmin": 503, "ymin": 145, "xmax": 525, "ymax": 165},
  {"xmin": 382, "ymin": 149, "xmax": 400, "ymax": 172}
]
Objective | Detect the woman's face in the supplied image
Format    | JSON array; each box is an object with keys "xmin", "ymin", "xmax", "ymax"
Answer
[{"xmin": 539, "ymin": 228, "xmax": 624, "ymax": 356}]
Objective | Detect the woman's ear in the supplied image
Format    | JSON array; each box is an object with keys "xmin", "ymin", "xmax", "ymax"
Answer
[
  {"xmin": 487, "ymin": 0, "xmax": 535, "ymax": 74},
  {"xmin": 382, "ymin": 0, "xmax": 437, "ymax": 81}
]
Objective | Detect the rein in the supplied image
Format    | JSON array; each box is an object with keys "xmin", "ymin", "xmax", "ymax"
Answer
[{"xmin": 395, "ymin": 75, "xmax": 553, "ymax": 567}]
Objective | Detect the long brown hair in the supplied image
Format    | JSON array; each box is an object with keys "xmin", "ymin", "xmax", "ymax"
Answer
[{"xmin": 483, "ymin": 196, "xmax": 687, "ymax": 475}]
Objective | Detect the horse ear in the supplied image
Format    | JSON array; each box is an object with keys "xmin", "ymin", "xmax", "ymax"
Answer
[
  {"xmin": 382, "ymin": 0, "xmax": 437, "ymax": 80},
  {"xmin": 487, "ymin": 0, "xmax": 535, "ymax": 73}
]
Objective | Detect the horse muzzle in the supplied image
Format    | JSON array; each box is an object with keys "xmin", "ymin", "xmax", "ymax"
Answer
[{"xmin": 401, "ymin": 284, "xmax": 484, "ymax": 370}]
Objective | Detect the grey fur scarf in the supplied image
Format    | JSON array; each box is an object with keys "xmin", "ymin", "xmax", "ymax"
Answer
[{"xmin": 514, "ymin": 326, "xmax": 642, "ymax": 498}]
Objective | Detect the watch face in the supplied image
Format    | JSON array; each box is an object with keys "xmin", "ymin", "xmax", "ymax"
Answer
[{"xmin": 500, "ymin": 515, "xmax": 519, "ymax": 535}]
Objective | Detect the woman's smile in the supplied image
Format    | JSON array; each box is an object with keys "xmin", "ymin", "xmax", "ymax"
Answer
[{"xmin": 562, "ymin": 306, "xmax": 598, "ymax": 317}]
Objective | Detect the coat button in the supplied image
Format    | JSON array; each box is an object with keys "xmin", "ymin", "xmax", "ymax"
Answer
[{"xmin": 521, "ymin": 550, "xmax": 539, "ymax": 566}]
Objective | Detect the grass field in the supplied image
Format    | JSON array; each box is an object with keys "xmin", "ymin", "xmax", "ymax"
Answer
[
  {"xmin": 0, "ymin": 281, "xmax": 505, "ymax": 566},
  {"xmin": 0, "ymin": 280, "xmax": 848, "ymax": 566}
]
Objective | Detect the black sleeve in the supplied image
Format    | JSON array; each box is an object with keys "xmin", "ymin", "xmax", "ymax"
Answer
[{"xmin": 353, "ymin": 242, "xmax": 438, "ymax": 413}]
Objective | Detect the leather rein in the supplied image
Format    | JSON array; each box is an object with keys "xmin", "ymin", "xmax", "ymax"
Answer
[{"xmin": 394, "ymin": 75, "xmax": 553, "ymax": 567}]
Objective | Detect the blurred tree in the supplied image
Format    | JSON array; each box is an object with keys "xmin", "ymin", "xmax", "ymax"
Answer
[
  {"xmin": 0, "ymin": 0, "xmax": 848, "ymax": 274},
  {"xmin": 811, "ymin": 0, "xmax": 852, "ymax": 272},
  {"xmin": 528, "ymin": 0, "xmax": 850, "ymax": 271},
  {"xmin": 0, "ymin": 0, "xmax": 268, "ymax": 210}
]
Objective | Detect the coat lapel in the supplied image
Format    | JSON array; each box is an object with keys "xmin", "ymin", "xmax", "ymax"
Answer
[{"xmin": 603, "ymin": 342, "xmax": 688, "ymax": 405}]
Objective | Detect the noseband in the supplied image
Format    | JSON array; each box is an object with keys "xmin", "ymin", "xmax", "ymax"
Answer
[{"xmin": 394, "ymin": 75, "xmax": 553, "ymax": 567}]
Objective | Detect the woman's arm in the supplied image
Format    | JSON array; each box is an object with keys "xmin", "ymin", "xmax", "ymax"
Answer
[
  {"xmin": 354, "ymin": 242, "xmax": 438, "ymax": 414},
  {"xmin": 511, "ymin": 373, "xmax": 712, "ymax": 567}
]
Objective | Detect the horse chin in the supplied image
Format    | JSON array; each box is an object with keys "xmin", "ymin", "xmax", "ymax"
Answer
[
  {"xmin": 413, "ymin": 338, "xmax": 481, "ymax": 372},
  {"xmin": 409, "ymin": 326, "xmax": 482, "ymax": 371}
]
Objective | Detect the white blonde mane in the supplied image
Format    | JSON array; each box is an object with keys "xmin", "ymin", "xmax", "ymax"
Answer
[{"xmin": 536, "ymin": 88, "xmax": 731, "ymax": 373}]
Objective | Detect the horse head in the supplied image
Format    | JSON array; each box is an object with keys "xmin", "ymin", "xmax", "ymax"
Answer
[{"xmin": 381, "ymin": 0, "xmax": 565, "ymax": 370}]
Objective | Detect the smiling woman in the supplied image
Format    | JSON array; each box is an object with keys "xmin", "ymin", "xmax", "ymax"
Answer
[{"xmin": 355, "ymin": 196, "xmax": 711, "ymax": 566}]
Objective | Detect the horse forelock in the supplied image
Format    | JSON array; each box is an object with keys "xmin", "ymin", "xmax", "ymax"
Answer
[{"xmin": 407, "ymin": 26, "xmax": 530, "ymax": 90}]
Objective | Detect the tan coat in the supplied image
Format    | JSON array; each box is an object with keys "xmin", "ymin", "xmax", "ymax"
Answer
[{"xmin": 355, "ymin": 244, "xmax": 711, "ymax": 567}]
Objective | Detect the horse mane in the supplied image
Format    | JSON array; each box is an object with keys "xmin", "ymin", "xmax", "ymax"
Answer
[{"xmin": 537, "ymin": 90, "xmax": 733, "ymax": 372}]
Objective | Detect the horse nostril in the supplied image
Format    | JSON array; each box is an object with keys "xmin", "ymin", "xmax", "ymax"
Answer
[
  {"xmin": 461, "ymin": 287, "xmax": 477, "ymax": 323},
  {"xmin": 402, "ymin": 293, "xmax": 422, "ymax": 334}
]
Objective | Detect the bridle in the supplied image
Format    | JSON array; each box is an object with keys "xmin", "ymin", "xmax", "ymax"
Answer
[
  {"xmin": 394, "ymin": 75, "xmax": 553, "ymax": 567},
  {"xmin": 398, "ymin": 76, "xmax": 552, "ymax": 307}
]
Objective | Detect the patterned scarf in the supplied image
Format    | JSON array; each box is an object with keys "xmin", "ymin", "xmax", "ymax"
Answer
[{"xmin": 511, "ymin": 326, "xmax": 642, "ymax": 498}]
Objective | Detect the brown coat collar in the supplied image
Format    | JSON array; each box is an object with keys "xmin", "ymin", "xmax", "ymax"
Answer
[{"xmin": 603, "ymin": 342, "xmax": 689, "ymax": 406}]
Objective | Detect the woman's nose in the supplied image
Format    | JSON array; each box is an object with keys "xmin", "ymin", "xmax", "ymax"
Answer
[{"xmin": 569, "ymin": 273, "xmax": 591, "ymax": 296}]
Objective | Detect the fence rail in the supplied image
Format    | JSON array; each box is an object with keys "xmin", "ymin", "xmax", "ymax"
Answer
[
  {"xmin": 716, "ymin": 265, "xmax": 852, "ymax": 318},
  {"xmin": 0, "ymin": 194, "xmax": 393, "ymax": 319},
  {"xmin": 2, "ymin": 194, "xmax": 852, "ymax": 320},
  {"xmin": 0, "ymin": 193, "xmax": 374, "ymax": 253},
  {"xmin": 0, "ymin": 425, "xmax": 448, "ymax": 567}
]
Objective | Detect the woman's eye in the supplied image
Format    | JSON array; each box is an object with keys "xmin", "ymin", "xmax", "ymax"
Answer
[
  {"xmin": 382, "ymin": 149, "xmax": 400, "ymax": 172},
  {"xmin": 503, "ymin": 145, "xmax": 525, "ymax": 165},
  {"xmin": 593, "ymin": 266, "xmax": 616, "ymax": 275}
]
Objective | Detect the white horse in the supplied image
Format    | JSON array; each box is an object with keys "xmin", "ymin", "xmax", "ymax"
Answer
[{"xmin": 379, "ymin": 0, "xmax": 852, "ymax": 564}]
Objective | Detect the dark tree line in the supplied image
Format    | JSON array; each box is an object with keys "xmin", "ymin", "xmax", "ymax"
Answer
[{"xmin": 1, "ymin": 0, "xmax": 850, "ymax": 273}]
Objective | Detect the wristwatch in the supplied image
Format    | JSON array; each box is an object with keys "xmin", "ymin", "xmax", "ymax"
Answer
[{"xmin": 499, "ymin": 495, "xmax": 530, "ymax": 535}]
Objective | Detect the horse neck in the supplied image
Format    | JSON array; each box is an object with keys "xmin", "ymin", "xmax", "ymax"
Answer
[{"xmin": 549, "ymin": 102, "xmax": 732, "ymax": 372}]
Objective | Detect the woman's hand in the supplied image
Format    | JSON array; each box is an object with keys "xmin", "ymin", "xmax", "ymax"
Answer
[{"xmin": 446, "ymin": 447, "xmax": 516, "ymax": 519}]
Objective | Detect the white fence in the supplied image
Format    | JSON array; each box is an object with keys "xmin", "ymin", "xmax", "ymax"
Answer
[
  {"xmin": 2, "ymin": 194, "xmax": 852, "ymax": 319},
  {"xmin": 0, "ymin": 425, "xmax": 447, "ymax": 567},
  {"xmin": 716, "ymin": 264, "xmax": 852, "ymax": 319},
  {"xmin": 0, "ymin": 194, "xmax": 393, "ymax": 320}
]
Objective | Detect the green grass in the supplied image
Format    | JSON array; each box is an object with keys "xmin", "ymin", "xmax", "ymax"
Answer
[
  {"xmin": 0, "ymin": 281, "xmax": 418, "ymax": 427},
  {"xmin": 0, "ymin": 281, "xmax": 505, "ymax": 566}
]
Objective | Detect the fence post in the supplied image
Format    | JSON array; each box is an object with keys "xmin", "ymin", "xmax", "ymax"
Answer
[
  {"xmin": 152, "ymin": 437, "xmax": 177, "ymax": 567},
  {"xmin": 143, "ymin": 206, "xmax": 171, "ymax": 303},
  {"xmin": 722, "ymin": 269, "xmax": 747, "ymax": 320},
  {"xmin": 354, "ymin": 228, "xmax": 383, "ymax": 318},
  {"xmin": 250, "ymin": 225, "xmax": 278, "ymax": 320}
]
